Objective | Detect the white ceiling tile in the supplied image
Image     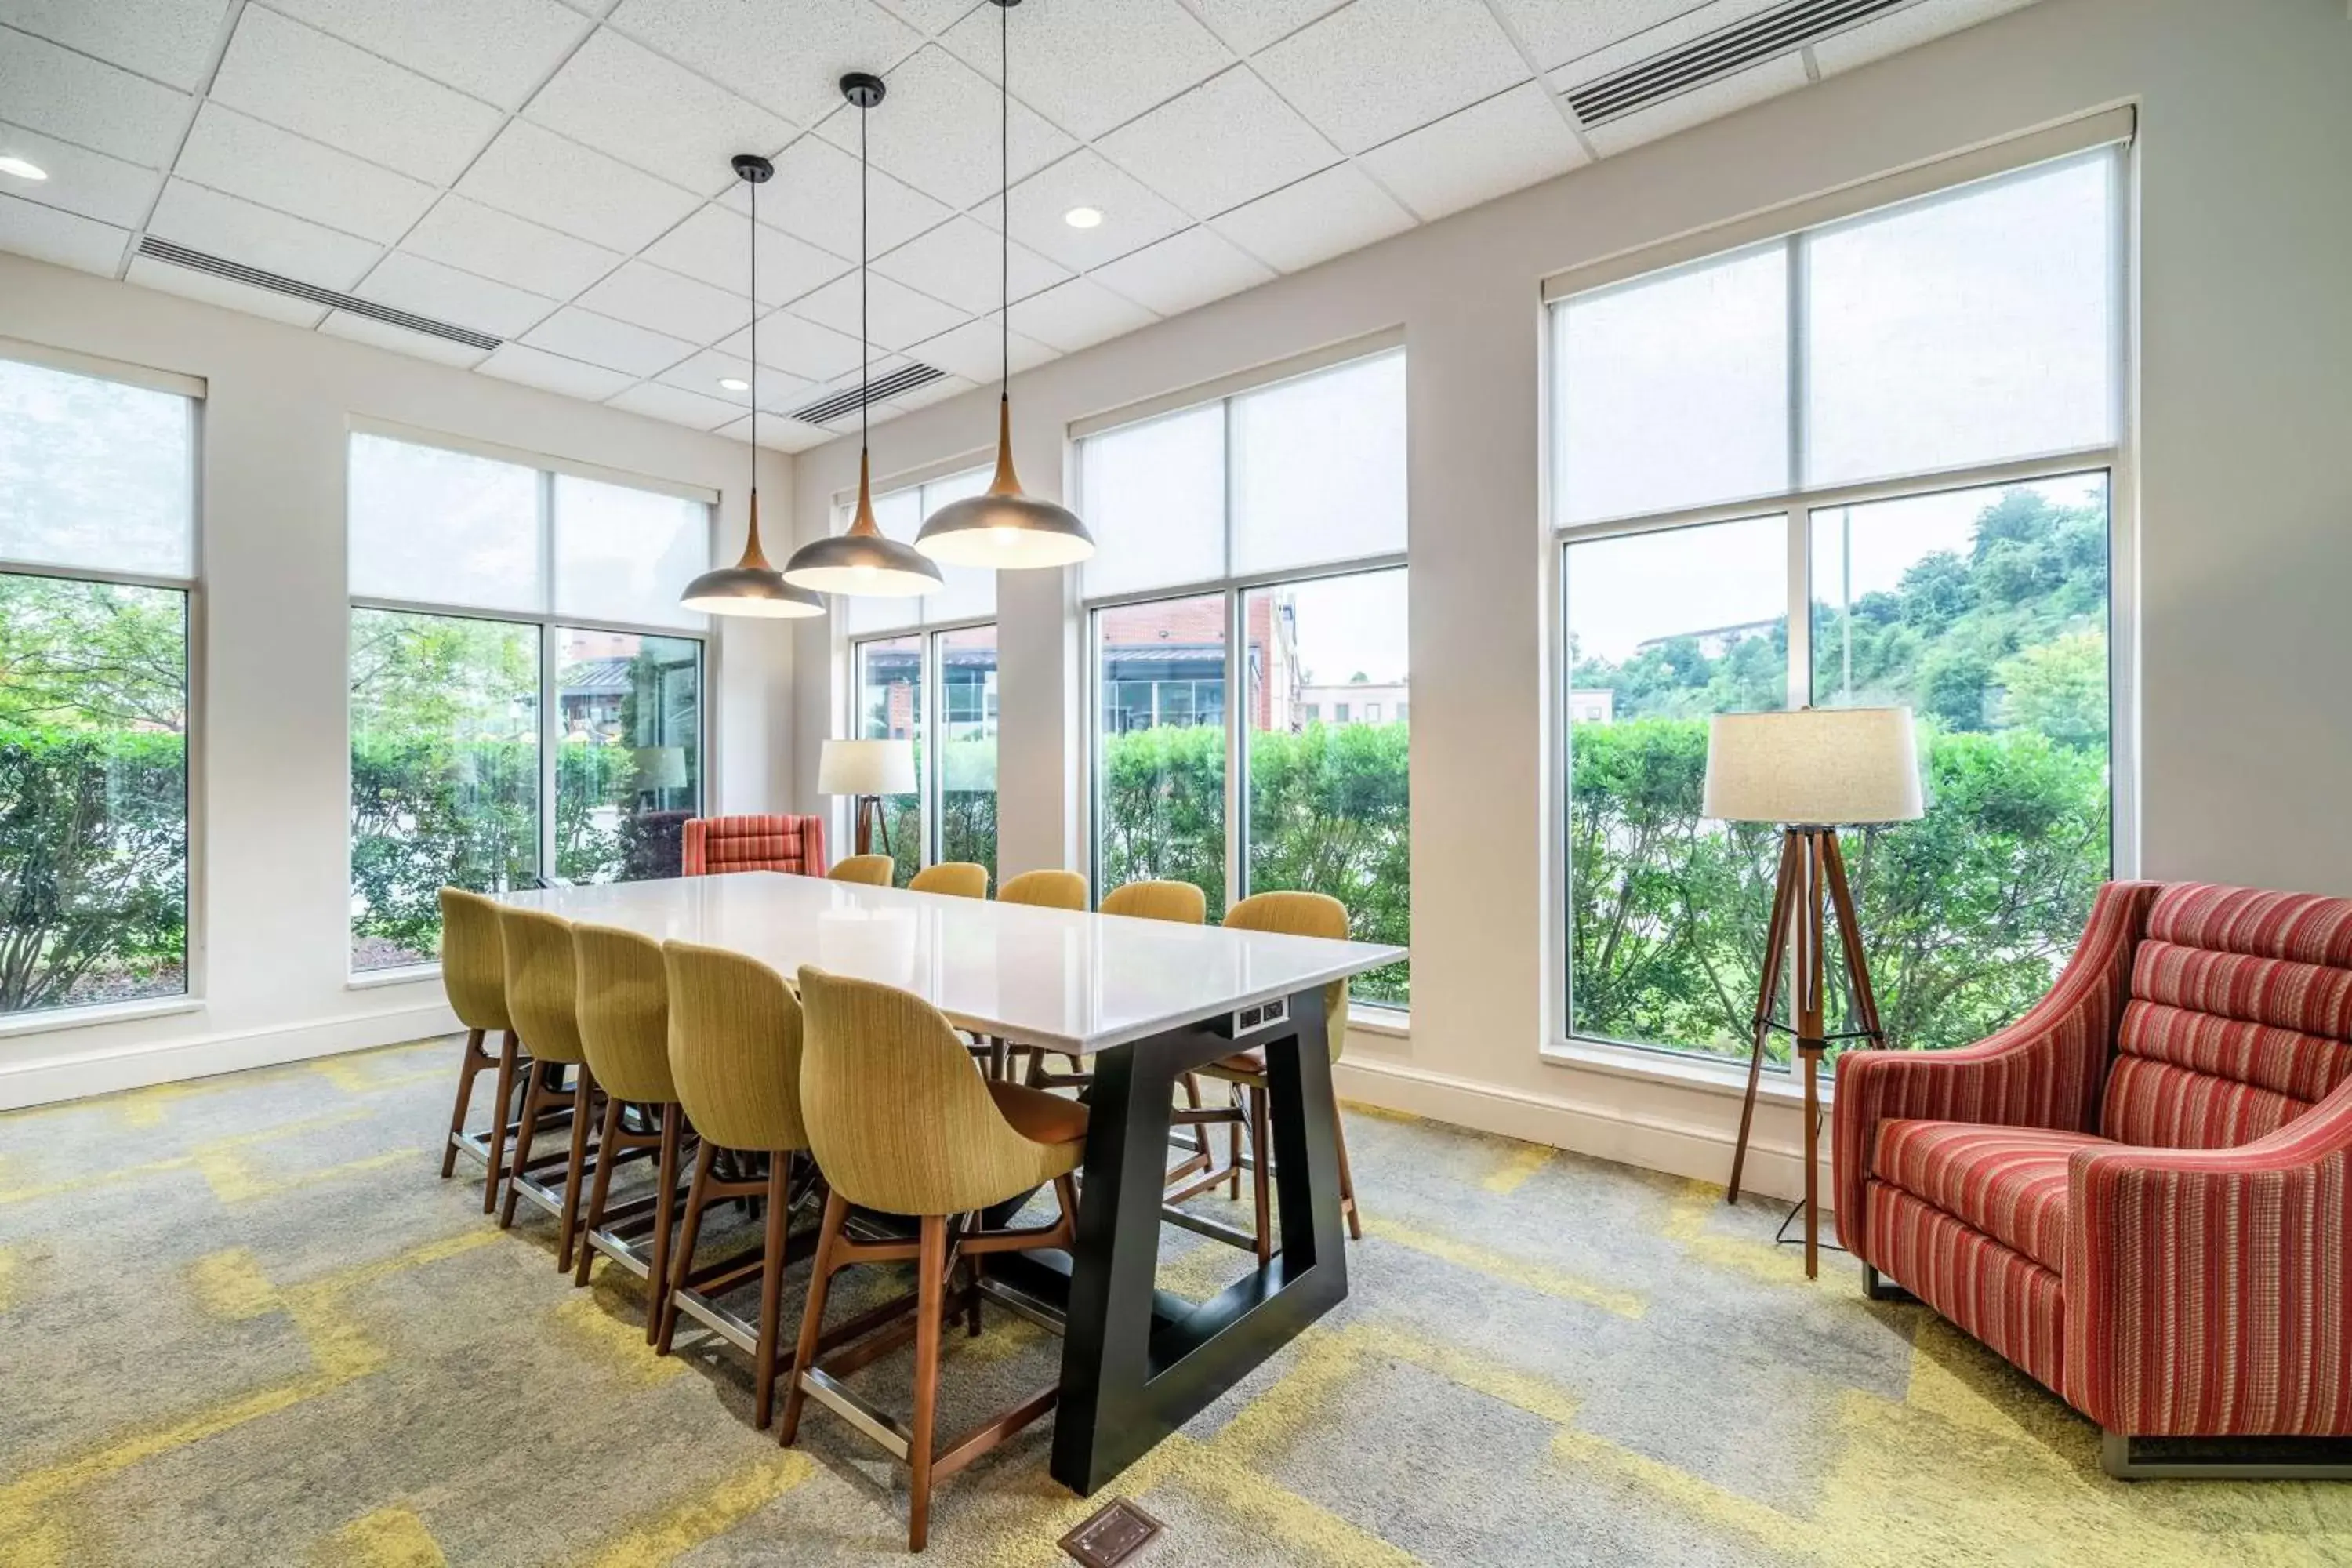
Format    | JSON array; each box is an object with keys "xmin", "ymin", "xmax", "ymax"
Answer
[
  {"xmin": 1254, "ymin": 0, "xmax": 1530, "ymax": 154},
  {"xmin": 318, "ymin": 310, "xmax": 492, "ymax": 367},
  {"xmin": 719, "ymin": 134, "xmax": 948, "ymax": 262},
  {"xmin": 0, "ymin": 0, "xmax": 234, "ymax": 90},
  {"xmin": 907, "ymin": 318, "xmax": 1054, "ymax": 383},
  {"xmin": 1547, "ymin": 0, "xmax": 1779, "ymax": 88},
  {"xmin": 606, "ymin": 379, "xmax": 741, "ymax": 431},
  {"xmin": 886, "ymin": 370, "xmax": 972, "ymax": 412},
  {"xmin": 641, "ymin": 203, "xmax": 850, "ymax": 309},
  {"xmin": 354, "ymin": 252, "xmax": 557, "ymax": 339},
  {"xmin": 1087, "ymin": 223, "xmax": 1272, "ymax": 316},
  {"xmin": 607, "ymin": 0, "xmax": 924, "ymax": 125},
  {"xmin": 1359, "ymin": 82, "xmax": 1587, "ymax": 222},
  {"xmin": 656, "ymin": 347, "xmax": 814, "ymax": 413},
  {"xmin": 0, "ymin": 193, "xmax": 130, "ymax": 276},
  {"xmin": 1812, "ymin": 0, "xmax": 2042, "ymax": 77},
  {"xmin": 0, "ymin": 24, "xmax": 191, "ymax": 165},
  {"xmin": 126, "ymin": 252, "xmax": 324, "ymax": 324},
  {"xmin": 873, "ymin": 216, "xmax": 1065, "ymax": 316},
  {"xmin": 716, "ymin": 311, "xmax": 866, "ymax": 383},
  {"xmin": 717, "ymin": 412, "xmax": 833, "ymax": 453},
  {"xmin": 1486, "ymin": 0, "xmax": 1730, "ymax": 74},
  {"xmin": 974, "ymin": 147, "xmax": 1190, "ymax": 273},
  {"xmin": 265, "ymin": 0, "xmax": 591, "ymax": 110},
  {"xmin": 478, "ymin": 340, "xmax": 636, "ymax": 399},
  {"xmin": 208, "ymin": 7, "xmax": 503, "ymax": 184},
  {"xmin": 576, "ymin": 260, "xmax": 753, "ymax": 343},
  {"xmin": 1007, "ymin": 276, "xmax": 1157, "ymax": 354},
  {"xmin": 1095, "ymin": 67, "xmax": 1338, "ymax": 220},
  {"xmin": 456, "ymin": 120, "xmax": 703, "ymax": 252},
  {"xmin": 174, "ymin": 103, "xmax": 438, "ymax": 245},
  {"xmin": 1574, "ymin": 52, "xmax": 1809, "ymax": 156},
  {"xmin": 147, "ymin": 178, "xmax": 381, "ymax": 289},
  {"xmin": 524, "ymin": 28, "xmax": 792, "ymax": 196},
  {"xmin": 938, "ymin": 0, "xmax": 1231, "ymax": 141},
  {"xmin": 786, "ymin": 270, "xmax": 967, "ymax": 354},
  {"xmin": 522, "ymin": 305, "xmax": 696, "ymax": 376},
  {"xmin": 813, "ymin": 46, "xmax": 1073, "ymax": 209},
  {"xmin": 0, "ymin": 121, "xmax": 165, "ymax": 227},
  {"xmin": 1179, "ymin": 0, "xmax": 1350, "ymax": 55},
  {"xmin": 1209, "ymin": 163, "xmax": 1414, "ymax": 273},
  {"xmin": 867, "ymin": 0, "xmax": 980, "ymax": 33},
  {"xmin": 401, "ymin": 194, "xmax": 622, "ymax": 299}
]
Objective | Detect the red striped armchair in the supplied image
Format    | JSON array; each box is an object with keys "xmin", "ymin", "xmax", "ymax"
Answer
[
  {"xmin": 681, "ymin": 814, "xmax": 827, "ymax": 879},
  {"xmin": 1834, "ymin": 880, "xmax": 2352, "ymax": 1478}
]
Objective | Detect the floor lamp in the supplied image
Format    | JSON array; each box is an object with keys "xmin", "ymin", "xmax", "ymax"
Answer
[
  {"xmin": 818, "ymin": 739, "xmax": 915, "ymax": 858},
  {"xmin": 1704, "ymin": 707, "xmax": 1923, "ymax": 1278}
]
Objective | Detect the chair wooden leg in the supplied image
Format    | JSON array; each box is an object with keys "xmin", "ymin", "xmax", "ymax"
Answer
[
  {"xmin": 779, "ymin": 1190, "xmax": 850, "ymax": 1447},
  {"xmin": 441, "ymin": 1027, "xmax": 487, "ymax": 1179},
  {"xmin": 482, "ymin": 1030, "xmax": 524, "ymax": 1214},
  {"xmin": 645, "ymin": 1105, "xmax": 683, "ymax": 1346},
  {"xmin": 658, "ymin": 1143, "xmax": 719, "ymax": 1356},
  {"xmin": 573, "ymin": 1094, "xmax": 625, "ymax": 1288},
  {"xmin": 1333, "ymin": 1105, "xmax": 1363, "ymax": 1241},
  {"xmin": 753, "ymin": 1156, "xmax": 789, "ymax": 1430},
  {"xmin": 909, "ymin": 1214, "xmax": 946, "ymax": 1554},
  {"xmin": 1227, "ymin": 1083, "xmax": 1245, "ymax": 1202},
  {"xmin": 1248, "ymin": 1085, "xmax": 1274, "ymax": 1265},
  {"xmin": 556, "ymin": 1065, "xmax": 597, "ymax": 1274},
  {"xmin": 499, "ymin": 1066, "xmax": 549, "ymax": 1229}
]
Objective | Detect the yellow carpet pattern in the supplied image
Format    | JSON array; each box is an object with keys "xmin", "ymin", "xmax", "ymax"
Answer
[{"xmin": 3, "ymin": 1036, "xmax": 2350, "ymax": 1566}]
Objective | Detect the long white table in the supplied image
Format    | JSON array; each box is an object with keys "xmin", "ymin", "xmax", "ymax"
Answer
[{"xmin": 496, "ymin": 871, "xmax": 1404, "ymax": 1492}]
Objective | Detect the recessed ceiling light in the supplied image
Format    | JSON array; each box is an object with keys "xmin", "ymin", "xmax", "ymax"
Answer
[
  {"xmin": 1062, "ymin": 205, "xmax": 1103, "ymax": 230},
  {"xmin": 717, "ymin": 376, "xmax": 750, "ymax": 391},
  {"xmin": 0, "ymin": 155, "xmax": 48, "ymax": 182}
]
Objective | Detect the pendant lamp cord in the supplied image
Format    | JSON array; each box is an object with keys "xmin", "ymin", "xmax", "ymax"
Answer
[
  {"xmin": 860, "ymin": 96, "xmax": 870, "ymax": 456},
  {"xmin": 1000, "ymin": 0, "xmax": 1010, "ymax": 401},
  {"xmin": 748, "ymin": 170, "xmax": 758, "ymax": 477}
]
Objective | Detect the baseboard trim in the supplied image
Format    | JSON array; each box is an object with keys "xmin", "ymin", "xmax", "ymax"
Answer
[{"xmin": 0, "ymin": 1002, "xmax": 462, "ymax": 1111}]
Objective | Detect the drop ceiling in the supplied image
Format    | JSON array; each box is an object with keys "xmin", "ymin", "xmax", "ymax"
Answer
[{"xmin": 0, "ymin": 0, "xmax": 2037, "ymax": 452}]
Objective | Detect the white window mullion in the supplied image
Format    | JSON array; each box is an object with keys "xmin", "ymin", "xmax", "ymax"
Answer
[
  {"xmin": 536, "ymin": 471, "xmax": 558, "ymax": 885},
  {"xmin": 1224, "ymin": 586, "xmax": 1245, "ymax": 908}
]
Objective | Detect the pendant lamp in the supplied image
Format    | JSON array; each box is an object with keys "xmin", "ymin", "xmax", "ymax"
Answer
[
  {"xmin": 780, "ymin": 74, "xmax": 943, "ymax": 600},
  {"xmin": 913, "ymin": 0, "xmax": 1094, "ymax": 570},
  {"xmin": 680, "ymin": 154, "xmax": 825, "ymax": 619}
]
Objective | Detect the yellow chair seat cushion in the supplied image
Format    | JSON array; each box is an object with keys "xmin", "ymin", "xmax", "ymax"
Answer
[{"xmin": 985, "ymin": 1080, "xmax": 1089, "ymax": 1152}]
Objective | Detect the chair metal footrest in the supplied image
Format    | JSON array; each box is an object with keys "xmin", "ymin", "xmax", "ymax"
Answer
[
  {"xmin": 1160, "ymin": 1203, "xmax": 1260, "ymax": 1252},
  {"xmin": 2102, "ymin": 1431, "xmax": 2352, "ymax": 1480}
]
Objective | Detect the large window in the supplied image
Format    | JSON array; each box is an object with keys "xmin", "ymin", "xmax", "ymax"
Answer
[
  {"xmin": 1081, "ymin": 347, "xmax": 1410, "ymax": 1007},
  {"xmin": 347, "ymin": 432, "xmax": 710, "ymax": 971},
  {"xmin": 0, "ymin": 353, "xmax": 196, "ymax": 1019},
  {"xmin": 1552, "ymin": 144, "xmax": 2124, "ymax": 1063}
]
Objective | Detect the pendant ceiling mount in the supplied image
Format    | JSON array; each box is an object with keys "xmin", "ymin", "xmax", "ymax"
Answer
[
  {"xmin": 680, "ymin": 151, "xmax": 825, "ymax": 619},
  {"xmin": 914, "ymin": 0, "xmax": 1094, "ymax": 572},
  {"xmin": 782, "ymin": 73, "xmax": 943, "ymax": 601}
]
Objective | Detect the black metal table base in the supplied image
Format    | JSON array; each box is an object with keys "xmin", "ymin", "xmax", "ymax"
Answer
[{"xmin": 984, "ymin": 985, "xmax": 1348, "ymax": 1495}]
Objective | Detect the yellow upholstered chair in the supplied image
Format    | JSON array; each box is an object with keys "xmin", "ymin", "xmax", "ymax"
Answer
[
  {"xmin": 1194, "ymin": 891, "xmax": 1363, "ymax": 1262},
  {"xmin": 828, "ymin": 854, "xmax": 895, "ymax": 887},
  {"xmin": 657, "ymin": 941, "xmax": 812, "ymax": 1428},
  {"xmin": 1099, "ymin": 879, "xmax": 1208, "ymax": 925},
  {"xmin": 997, "ymin": 869, "xmax": 1087, "ymax": 910},
  {"xmin": 571, "ymin": 924, "xmax": 688, "ymax": 1340},
  {"xmin": 496, "ymin": 906, "xmax": 601, "ymax": 1273},
  {"xmin": 784, "ymin": 966, "xmax": 1086, "ymax": 1552},
  {"xmin": 909, "ymin": 861, "xmax": 989, "ymax": 899},
  {"xmin": 437, "ymin": 887, "xmax": 527, "ymax": 1213},
  {"xmin": 1095, "ymin": 880, "xmax": 1218, "ymax": 1184}
]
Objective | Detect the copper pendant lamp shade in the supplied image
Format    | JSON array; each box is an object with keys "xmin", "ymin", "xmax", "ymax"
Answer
[
  {"xmin": 913, "ymin": 0, "xmax": 1094, "ymax": 571},
  {"xmin": 681, "ymin": 153, "xmax": 824, "ymax": 619},
  {"xmin": 781, "ymin": 73, "xmax": 942, "ymax": 601}
]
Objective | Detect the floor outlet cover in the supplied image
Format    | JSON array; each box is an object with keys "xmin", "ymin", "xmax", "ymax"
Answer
[{"xmin": 1058, "ymin": 1498, "xmax": 1165, "ymax": 1566}]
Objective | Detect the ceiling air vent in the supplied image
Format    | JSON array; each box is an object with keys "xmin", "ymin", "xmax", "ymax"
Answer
[
  {"xmin": 1566, "ymin": 0, "xmax": 1923, "ymax": 127},
  {"xmin": 790, "ymin": 361, "xmax": 946, "ymax": 426},
  {"xmin": 136, "ymin": 236, "xmax": 503, "ymax": 351}
]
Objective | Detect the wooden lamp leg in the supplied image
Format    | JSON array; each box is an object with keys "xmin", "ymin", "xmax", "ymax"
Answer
[{"xmin": 1728, "ymin": 829, "xmax": 1802, "ymax": 1203}]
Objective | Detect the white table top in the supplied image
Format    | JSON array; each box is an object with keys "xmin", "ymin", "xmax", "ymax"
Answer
[{"xmin": 495, "ymin": 872, "xmax": 1406, "ymax": 1054}]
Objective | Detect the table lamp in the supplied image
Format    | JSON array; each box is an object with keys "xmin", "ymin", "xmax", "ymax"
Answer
[
  {"xmin": 1704, "ymin": 706, "xmax": 1922, "ymax": 1278},
  {"xmin": 819, "ymin": 739, "xmax": 915, "ymax": 858}
]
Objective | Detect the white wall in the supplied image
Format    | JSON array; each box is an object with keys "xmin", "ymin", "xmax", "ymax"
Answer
[
  {"xmin": 0, "ymin": 256, "xmax": 796, "ymax": 1108},
  {"xmin": 790, "ymin": 0, "xmax": 2352, "ymax": 1201}
]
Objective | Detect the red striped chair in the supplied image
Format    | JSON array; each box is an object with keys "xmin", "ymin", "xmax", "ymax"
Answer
[
  {"xmin": 1835, "ymin": 880, "xmax": 2352, "ymax": 1478},
  {"xmin": 681, "ymin": 814, "xmax": 827, "ymax": 879}
]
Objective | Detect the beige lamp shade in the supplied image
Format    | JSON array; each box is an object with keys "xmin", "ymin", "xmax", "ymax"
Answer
[
  {"xmin": 632, "ymin": 746, "xmax": 688, "ymax": 792},
  {"xmin": 818, "ymin": 738, "xmax": 915, "ymax": 797},
  {"xmin": 1702, "ymin": 708, "xmax": 1924, "ymax": 825}
]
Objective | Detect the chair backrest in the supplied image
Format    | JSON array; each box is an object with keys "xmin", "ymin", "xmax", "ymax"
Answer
[
  {"xmin": 1225, "ymin": 891, "xmax": 1351, "ymax": 1064},
  {"xmin": 829, "ymin": 854, "xmax": 895, "ymax": 887},
  {"xmin": 498, "ymin": 906, "xmax": 585, "ymax": 1065},
  {"xmin": 999, "ymin": 869, "xmax": 1087, "ymax": 911},
  {"xmin": 797, "ymin": 965, "xmax": 1048, "ymax": 1216},
  {"xmin": 437, "ymin": 887, "xmax": 510, "ymax": 1033},
  {"xmin": 909, "ymin": 862, "xmax": 989, "ymax": 900},
  {"xmin": 573, "ymin": 923, "xmax": 674, "ymax": 1105},
  {"xmin": 1100, "ymin": 880, "xmax": 1206, "ymax": 925},
  {"xmin": 663, "ymin": 941, "xmax": 807, "ymax": 1153},
  {"xmin": 2102, "ymin": 883, "xmax": 2352, "ymax": 1150},
  {"xmin": 683, "ymin": 814, "xmax": 827, "ymax": 877}
]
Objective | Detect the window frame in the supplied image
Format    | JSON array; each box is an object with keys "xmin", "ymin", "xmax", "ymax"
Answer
[
  {"xmin": 1543, "ymin": 136, "xmax": 2137, "ymax": 1076},
  {"xmin": 845, "ymin": 615, "xmax": 999, "ymax": 873},
  {"xmin": 0, "ymin": 341, "xmax": 206, "ymax": 1033}
]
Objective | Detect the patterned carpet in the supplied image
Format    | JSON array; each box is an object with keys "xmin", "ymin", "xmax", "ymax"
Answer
[{"xmin": 3, "ymin": 1035, "xmax": 2349, "ymax": 1567}]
